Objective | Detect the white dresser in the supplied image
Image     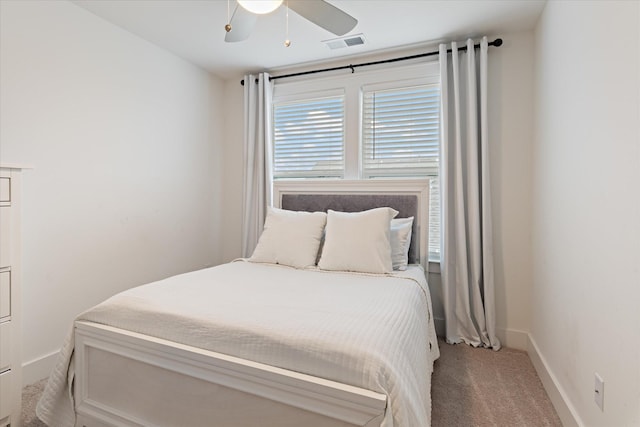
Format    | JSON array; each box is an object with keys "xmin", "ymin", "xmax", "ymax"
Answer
[{"xmin": 0, "ymin": 166, "xmax": 23, "ymax": 427}]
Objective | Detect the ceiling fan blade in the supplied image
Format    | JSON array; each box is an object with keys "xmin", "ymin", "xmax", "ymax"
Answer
[
  {"xmin": 224, "ymin": 4, "xmax": 258, "ymax": 42},
  {"xmin": 288, "ymin": 0, "xmax": 357, "ymax": 36}
]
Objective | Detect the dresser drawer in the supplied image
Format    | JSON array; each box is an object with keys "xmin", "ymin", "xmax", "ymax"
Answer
[
  {"xmin": 0, "ymin": 322, "xmax": 12, "ymax": 372},
  {"xmin": 0, "ymin": 322, "xmax": 9, "ymax": 373},
  {"xmin": 0, "ymin": 177, "xmax": 9, "ymax": 205},
  {"xmin": 0, "ymin": 271, "xmax": 9, "ymax": 320},
  {"xmin": 0, "ymin": 208, "xmax": 10, "ymax": 270},
  {"xmin": 0, "ymin": 369, "xmax": 11, "ymax": 421}
]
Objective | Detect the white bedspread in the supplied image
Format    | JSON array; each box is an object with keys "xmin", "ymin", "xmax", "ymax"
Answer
[{"xmin": 37, "ymin": 260, "xmax": 439, "ymax": 427}]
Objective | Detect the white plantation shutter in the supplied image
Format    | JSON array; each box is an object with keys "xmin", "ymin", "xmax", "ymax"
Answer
[
  {"xmin": 273, "ymin": 96, "xmax": 345, "ymax": 179},
  {"xmin": 362, "ymin": 84, "xmax": 441, "ymax": 261},
  {"xmin": 362, "ymin": 85, "xmax": 440, "ymax": 177}
]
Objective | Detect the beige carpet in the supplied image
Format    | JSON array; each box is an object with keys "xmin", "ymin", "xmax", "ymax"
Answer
[
  {"xmin": 431, "ymin": 340, "xmax": 562, "ymax": 426},
  {"xmin": 23, "ymin": 341, "xmax": 561, "ymax": 426},
  {"xmin": 21, "ymin": 379, "xmax": 47, "ymax": 427}
]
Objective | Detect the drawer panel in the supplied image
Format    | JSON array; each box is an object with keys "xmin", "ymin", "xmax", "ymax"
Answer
[
  {"xmin": 0, "ymin": 322, "xmax": 9, "ymax": 372},
  {"xmin": 0, "ymin": 369, "xmax": 11, "ymax": 421},
  {"xmin": 0, "ymin": 177, "xmax": 9, "ymax": 204},
  {"xmin": 0, "ymin": 207, "xmax": 10, "ymax": 269},
  {"xmin": 0, "ymin": 271, "xmax": 9, "ymax": 320}
]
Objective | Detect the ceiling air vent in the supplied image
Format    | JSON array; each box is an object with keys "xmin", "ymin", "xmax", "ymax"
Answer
[{"xmin": 323, "ymin": 34, "xmax": 366, "ymax": 50}]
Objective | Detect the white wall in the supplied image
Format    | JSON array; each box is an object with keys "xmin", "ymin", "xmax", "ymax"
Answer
[
  {"xmin": 487, "ymin": 32, "xmax": 535, "ymax": 349},
  {"xmin": 0, "ymin": 0, "xmax": 225, "ymax": 383},
  {"xmin": 221, "ymin": 78, "xmax": 245, "ymax": 263},
  {"xmin": 531, "ymin": 1, "xmax": 640, "ymax": 425},
  {"xmin": 219, "ymin": 33, "xmax": 537, "ymax": 350}
]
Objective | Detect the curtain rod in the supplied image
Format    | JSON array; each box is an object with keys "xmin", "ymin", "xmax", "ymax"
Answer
[{"xmin": 240, "ymin": 38, "xmax": 502, "ymax": 86}]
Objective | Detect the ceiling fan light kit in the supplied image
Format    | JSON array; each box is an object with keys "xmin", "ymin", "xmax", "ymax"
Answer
[
  {"xmin": 224, "ymin": 0, "xmax": 358, "ymax": 44},
  {"xmin": 238, "ymin": 0, "xmax": 283, "ymax": 15}
]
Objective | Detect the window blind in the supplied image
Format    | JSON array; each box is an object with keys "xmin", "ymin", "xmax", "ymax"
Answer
[
  {"xmin": 362, "ymin": 84, "xmax": 441, "ymax": 261},
  {"xmin": 362, "ymin": 85, "xmax": 440, "ymax": 177},
  {"xmin": 273, "ymin": 96, "xmax": 345, "ymax": 179}
]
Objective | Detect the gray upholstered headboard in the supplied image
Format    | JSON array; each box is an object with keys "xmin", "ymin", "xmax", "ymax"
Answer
[
  {"xmin": 281, "ymin": 194, "xmax": 419, "ymax": 265},
  {"xmin": 273, "ymin": 180, "xmax": 430, "ymax": 267}
]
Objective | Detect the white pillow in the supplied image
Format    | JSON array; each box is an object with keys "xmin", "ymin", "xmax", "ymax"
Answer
[
  {"xmin": 249, "ymin": 207, "xmax": 327, "ymax": 269},
  {"xmin": 390, "ymin": 217, "xmax": 414, "ymax": 271},
  {"xmin": 318, "ymin": 207, "xmax": 398, "ymax": 274}
]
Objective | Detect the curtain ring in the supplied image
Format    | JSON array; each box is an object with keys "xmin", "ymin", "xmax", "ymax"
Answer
[{"xmin": 349, "ymin": 65, "xmax": 355, "ymax": 74}]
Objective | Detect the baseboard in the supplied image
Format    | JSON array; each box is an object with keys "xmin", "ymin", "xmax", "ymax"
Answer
[
  {"xmin": 22, "ymin": 350, "xmax": 59, "ymax": 386},
  {"xmin": 527, "ymin": 334, "xmax": 584, "ymax": 427}
]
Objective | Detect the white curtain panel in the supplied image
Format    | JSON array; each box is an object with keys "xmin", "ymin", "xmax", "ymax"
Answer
[
  {"xmin": 439, "ymin": 37, "xmax": 500, "ymax": 350},
  {"xmin": 241, "ymin": 72, "xmax": 274, "ymax": 258}
]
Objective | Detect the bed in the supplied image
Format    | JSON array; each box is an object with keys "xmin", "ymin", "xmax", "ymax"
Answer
[{"xmin": 37, "ymin": 180, "xmax": 439, "ymax": 427}]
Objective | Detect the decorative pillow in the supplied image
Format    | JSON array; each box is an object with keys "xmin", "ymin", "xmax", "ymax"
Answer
[
  {"xmin": 318, "ymin": 207, "xmax": 398, "ymax": 274},
  {"xmin": 390, "ymin": 217, "xmax": 414, "ymax": 271},
  {"xmin": 249, "ymin": 207, "xmax": 327, "ymax": 269}
]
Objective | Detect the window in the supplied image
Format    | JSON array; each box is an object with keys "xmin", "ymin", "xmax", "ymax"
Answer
[
  {"xmin": 272, "ymin": 63, "xmax": 441, "ymax": 261},
  {"xmin": 361, "ymin": 84, "xmax": 441, "ymax": 261},
  {"xmin": 273, "ymin": 95, "xmax": 345, "ymax": 179},
  {"xmin": 362, "ymin": 85, "xmax": 440, "ymax": 178}
]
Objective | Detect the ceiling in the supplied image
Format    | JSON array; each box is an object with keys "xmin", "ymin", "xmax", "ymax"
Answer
[{"xmin": 72, "ymin": 0, "xmax": 546, "ymax": 80}]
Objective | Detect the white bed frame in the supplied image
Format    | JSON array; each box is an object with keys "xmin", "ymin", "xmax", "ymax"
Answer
[{"xmin": 73, "ymin": 180, "xmax": 429, "ymax": 427}]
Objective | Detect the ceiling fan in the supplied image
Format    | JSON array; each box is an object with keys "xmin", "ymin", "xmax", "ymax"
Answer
[{"xmin": 224, "ymin": 0, "xmax": 358, "ymax": 43}]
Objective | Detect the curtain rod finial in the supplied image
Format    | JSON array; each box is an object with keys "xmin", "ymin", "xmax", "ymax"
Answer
[{"xmin": 492, "ymin": 38, "xmax": 503, "ymax": 47}]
